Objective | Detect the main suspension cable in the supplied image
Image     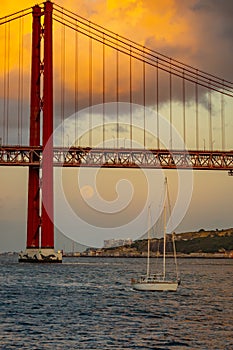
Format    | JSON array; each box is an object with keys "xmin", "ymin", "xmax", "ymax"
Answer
[{"xmin": 53, "ymin": 4, "xmax": 233, "ymax": 98}]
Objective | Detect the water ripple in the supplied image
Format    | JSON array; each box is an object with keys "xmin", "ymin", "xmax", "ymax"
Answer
[{"xmin": 0, "ymin": 256, "xmax": 233, "ymax": 349}]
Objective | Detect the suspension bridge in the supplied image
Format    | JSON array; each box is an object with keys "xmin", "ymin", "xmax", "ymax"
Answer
[{"xmin": 0, "ymin": 1, "xmax": 233, "ymax": 262}]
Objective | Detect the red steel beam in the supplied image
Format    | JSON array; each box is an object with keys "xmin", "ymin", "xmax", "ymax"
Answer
[
  {"xmin": 41, "ymin": 1, "xmax": 54, "ymax": 249},
  {"xmin": 26, "ymin": 5, "xmax": 41, "ymax": 249},
  {"xmin": 1, "ymin": 147, "xmax": 233, "ymax": 170}
]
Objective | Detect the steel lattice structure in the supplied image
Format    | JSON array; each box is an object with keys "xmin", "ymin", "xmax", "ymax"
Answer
[{"xmin": 1, "ymin": 146, "xmax": 233, "ymax": 171}]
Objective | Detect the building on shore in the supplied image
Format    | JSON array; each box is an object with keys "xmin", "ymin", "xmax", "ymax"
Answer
[{"xmin": 103, "ymin": 238, "xmax": 133, "ymax": 248}]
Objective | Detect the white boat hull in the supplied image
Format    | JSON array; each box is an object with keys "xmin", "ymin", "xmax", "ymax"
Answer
[{"xmin": 132, "ymin": 280, "xmax": 178, "ymax": 292}]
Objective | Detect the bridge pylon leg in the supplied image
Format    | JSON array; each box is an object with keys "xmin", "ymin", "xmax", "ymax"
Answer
[{"xmin": 19, "ymin": 2, "xmax": 62, "ymax": 263}]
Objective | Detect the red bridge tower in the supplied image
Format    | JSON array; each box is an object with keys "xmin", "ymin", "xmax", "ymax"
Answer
[{"xmin": 19, "ymin": 1, "xmax": 62, "ymax": 262}]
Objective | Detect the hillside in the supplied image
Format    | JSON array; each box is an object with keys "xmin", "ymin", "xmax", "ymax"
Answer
[
  {"xmin": 81, "ymin": 228, "xmax": 233, "ymax": 257},
  {"xmin": 132, "ymin": 228, "xmax": 233, "ymax": 254}
]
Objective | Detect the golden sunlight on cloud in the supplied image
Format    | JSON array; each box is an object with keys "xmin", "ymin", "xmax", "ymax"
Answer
[
  {"xmin": 1, "ymin": 0, "xmax": 230, "ymax": 106},
  {"xmin": 1, "ymin": 0, "xmax": 32, "ymax": 13},
  {"xmin": 0, "ymin": 1, "xmax": 33, "ymax": 87},
  {"xmin": 0, "ymin": 0, "xmax": 204, "ymax": 114},
  {"xmin": 105, "ymin": 0, "xmax": 189, "ymax": 45},
  {"xmin": 0, "ymin": 0, "xmax": 191, "ymax": 88},
  {"xmin": 107, "ymin": 0, "xmax": 145, "ymax": 26},
  {"xmin": 50, "ymin": 0, "xmax": 194, "ymax": 106}
]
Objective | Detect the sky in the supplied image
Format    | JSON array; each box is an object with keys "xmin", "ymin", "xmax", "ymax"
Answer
[{"xmin": 0, "ymin": 0, "xmax": 233, "ymax": 251}]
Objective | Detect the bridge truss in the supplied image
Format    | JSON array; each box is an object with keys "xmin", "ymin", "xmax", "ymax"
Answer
[{"xmin": 1, "ymin": 146, "xmax": 233, "ymax": 172}]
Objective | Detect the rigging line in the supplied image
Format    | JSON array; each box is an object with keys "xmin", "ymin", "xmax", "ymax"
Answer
[
  {"xmin": 163, "ymin": 193, "xmax": 166, "ymax": 279},
  {"xmin": 154, "ymin": 205, "xmax": 163, "ymax": 271},
  {"xmin": 53, "ymin": 17, "xmax": 233, "ymax": 97},
  {"xmin": 146, "ymin": 205, "xmax": 152, "ymax": 276},
  {"xmin": 166, "ymin": 178, "xmax": 172, "ymax": 232},
  {"xmin": 53, "ymin": 5, "xmax": 233, "ymax": 88},
  {"xmin": 172, "ymin": 232, "xmax": 179, "ymax": 280},
  {"xmin": 166, "ymin": 179, "xmax": 179, "ymax": 278}
]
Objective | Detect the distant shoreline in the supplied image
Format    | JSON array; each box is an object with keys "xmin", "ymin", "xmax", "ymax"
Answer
[
  {"xmin": 0, "ymin": 252, "xmax": 232, "ymax": 259},
  {"xmin": 63, "ymin": 253, "xmax": 232, "ymax": 259}
]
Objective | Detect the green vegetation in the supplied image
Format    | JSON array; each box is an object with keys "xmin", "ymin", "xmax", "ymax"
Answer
[
  {"xmin": 132, "ymin": 228, "xmax": 233, "ymax": 254},
  {"xmin": 82, "ymin": 228, "xmax": 233, "ymax": 257},
  {"xmin": 176, "ymin": 235, "xmax": 233, "ymax": 254}
]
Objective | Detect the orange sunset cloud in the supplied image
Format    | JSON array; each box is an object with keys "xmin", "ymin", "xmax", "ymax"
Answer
[
  {"xmin": 0, "ymin": 1, "xmax": 232, "ymax": 117},
  {"xmin": 0, "ymin": 0, "xmax": 198, "ymax": 103}
]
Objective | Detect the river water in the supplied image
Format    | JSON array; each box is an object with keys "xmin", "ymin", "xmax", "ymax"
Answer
[{"xmin": 0, "ymin": 256, "xmax": 232, "ymax": 349}]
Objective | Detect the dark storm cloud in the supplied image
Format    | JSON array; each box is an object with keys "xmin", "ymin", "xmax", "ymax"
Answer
[{"xmin": 174, "ymin": 0, "xmax": 233, "ymax": 80}]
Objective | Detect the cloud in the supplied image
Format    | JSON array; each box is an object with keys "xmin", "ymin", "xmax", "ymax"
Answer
[
  {"xmin": 0, "ymin": 0, "xmax": 232, "ymax": 135},
  {"xmin": 2, "ymin": 0, "xmax": 233, "ymax": 79},
  {"xmin": 174, "ymin": 0, "xmax": 233, "ymax": 78},
  {"xmin": 52, "ymin": 0, "xmax": 233, "ymax": 112}
]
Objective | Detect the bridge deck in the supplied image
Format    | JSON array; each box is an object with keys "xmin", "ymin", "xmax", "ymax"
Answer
[{"xmin": 1, "ymin": 146, "xmax": 233, "ymax": 170}]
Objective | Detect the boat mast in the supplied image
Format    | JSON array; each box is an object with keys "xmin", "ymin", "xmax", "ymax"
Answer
[
  {"xmin": 146, "ymin": 206, "xmax": 151, "ymax": 276},
  {"xmin": 172, "ymin": 232, "xmax": 179, "ymax": 280},
  {"xmin": 163, "ymin": 178, "xmax": 167, "ymax": 280}
]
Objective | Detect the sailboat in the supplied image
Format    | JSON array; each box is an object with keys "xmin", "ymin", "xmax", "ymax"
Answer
[{"xmin": 131, "ymin": 177, "xmax": 180, "ymax": 292}]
